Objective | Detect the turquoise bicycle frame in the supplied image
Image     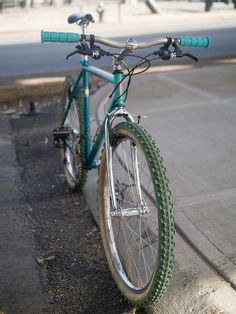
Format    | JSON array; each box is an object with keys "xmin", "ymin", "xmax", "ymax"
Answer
[{"xmin": 62, "ymin": 59, "xmax": 125, "ymax": 170}]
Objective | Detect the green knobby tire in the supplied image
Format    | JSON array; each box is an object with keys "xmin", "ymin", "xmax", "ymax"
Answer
[
  {"xmin": 60, "ymin": 76, "xmax": 87, "ymax": 191},
  {"xmin": 98, "ymin": 121, "xmax": 175, "ymax": 306}
]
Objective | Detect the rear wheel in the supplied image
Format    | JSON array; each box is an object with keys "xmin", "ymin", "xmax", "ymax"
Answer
[
  {"xmin": 98, "ymin": 121, "xmax": 175, "ymax": 306},
  {"xmin": 60, "ymin": 76, "xmax": 87, "ymax": 191}
]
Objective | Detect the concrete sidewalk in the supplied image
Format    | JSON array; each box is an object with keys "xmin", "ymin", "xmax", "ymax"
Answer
[{"xmin": 83, "ymin": 60, "xmax": 236, "ymax": 313}]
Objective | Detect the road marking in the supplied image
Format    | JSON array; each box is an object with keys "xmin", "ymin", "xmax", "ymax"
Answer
[
  {"xmin": 140, "ymin": 58, "xmax": 236, "ymax": 76},
  {"xmin": 144, "ymin": 64, "xmax": 193, "ymax": 73},
  {"xmin": 16, "ymin": 77, "xmax": 64, "ymax": 86},
  {"xmin": 215, "ymin": 58, "xmax": 236, "ymax": 65}
]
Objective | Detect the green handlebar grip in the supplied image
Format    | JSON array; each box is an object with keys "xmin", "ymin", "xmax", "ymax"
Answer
[
  {"xmin": 179, "ymin": 36, "xmax": 210, "ymax": 48},
  {"xmin": 41, "ymin": 30, "xmax": 80, "ymax": 43}
]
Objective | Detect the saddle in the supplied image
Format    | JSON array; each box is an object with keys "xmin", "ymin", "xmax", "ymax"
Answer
[{"xmin": 67, "ymin": 12, "xmax": 94, "ymax": 25}]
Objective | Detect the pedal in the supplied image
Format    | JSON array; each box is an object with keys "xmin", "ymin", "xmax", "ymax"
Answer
[{"xmin": 53, "ymin": 127, "xmax": 72, "ymax": 148}]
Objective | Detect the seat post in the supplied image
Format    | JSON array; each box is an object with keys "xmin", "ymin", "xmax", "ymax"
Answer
[
  {"xmin": 81, "ymin": 22, "xmax": 87, "ymax": 36},
  {"xmin": 81, "ymin": 22, "xmax": 88, "ymax": 62}
]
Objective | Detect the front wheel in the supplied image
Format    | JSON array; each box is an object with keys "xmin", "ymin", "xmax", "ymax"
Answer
[{"xmin": 98, "ymin": 121, "xmax": 175, "ymax": 307}]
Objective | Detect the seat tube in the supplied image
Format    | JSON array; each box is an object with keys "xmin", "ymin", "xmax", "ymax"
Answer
[{"xmin": 81, "ymin": 23, "xmax": 91, "ymax": 160}]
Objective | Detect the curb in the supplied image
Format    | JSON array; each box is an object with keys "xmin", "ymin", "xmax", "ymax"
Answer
[
  {"xmin": 0, "ymin": 75, "xmax": 65, "ymax": 108},
  {"xmin": 0, "ymin": 82, "xmax": 63, "ymax": 107},
  {"xmin": 0, "ymin": 72, "xmax": 106, "ymax": 109}
]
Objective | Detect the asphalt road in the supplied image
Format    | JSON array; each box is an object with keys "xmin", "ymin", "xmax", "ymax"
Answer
[{"xmin": 0, "ymin": 27, "xmax": 235, "ymax": 77}]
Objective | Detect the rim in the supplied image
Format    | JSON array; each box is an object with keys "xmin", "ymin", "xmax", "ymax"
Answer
[{"xmin": 104, "ymin": 134, "xmax": 159, "ymax": 292}]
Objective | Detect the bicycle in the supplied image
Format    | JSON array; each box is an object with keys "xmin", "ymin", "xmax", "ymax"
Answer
[{"xmin": 41, "ymin": 13, "xmax": 210, "ymax": 307}]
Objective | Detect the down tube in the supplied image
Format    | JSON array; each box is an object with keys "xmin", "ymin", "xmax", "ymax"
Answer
[{"xmin": 84, "ymin": 66, "xmax": 125, "ymax": 168}]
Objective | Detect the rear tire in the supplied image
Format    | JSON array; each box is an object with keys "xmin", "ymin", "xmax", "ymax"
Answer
[
  {"xmin": 60, "ymin": 76, "xmax": 87, "ymax": 191},
  {"xmin": 98, "ymin": 121, "xmax": 175, "ymax": 306}
]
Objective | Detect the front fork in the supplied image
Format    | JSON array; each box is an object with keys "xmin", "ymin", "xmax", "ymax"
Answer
[{"xmin": 104, "ymin": 108, "xmax": 145, "ymax": 215}]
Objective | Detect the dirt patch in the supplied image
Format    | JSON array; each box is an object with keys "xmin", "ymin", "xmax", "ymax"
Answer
[{"xmin": 9, "ymin": 100, "xmax": 135, "ymax": 314}]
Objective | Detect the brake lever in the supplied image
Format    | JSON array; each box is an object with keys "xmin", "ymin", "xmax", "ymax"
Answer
[
  {"xmin": 177, "ymin": 53, "xmax": 198, "ymax": 62},
  {"xmin": 185, "ymin": 53, "xmax": 198, "ymax": 62},
  {"xmin": 66, "ymin": 50, "xmax": 80, "ymax": 60},
  {"xmin": 171, "ymin": 40, "xmax": 198, "ymax": 62},
  {"xmin": 66, "ymin": 43, "xmax": 110, "ymax": 60},
  {"xmin": 176, "ymin": 53, "xmax": 198, "ymax": 62},
  {"xmin": 66, "ymin": 42, "xmax": 92, "ymax": 60}
]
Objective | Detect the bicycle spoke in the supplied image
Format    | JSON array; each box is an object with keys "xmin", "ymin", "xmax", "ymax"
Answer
[
  {"xmin": 138, "ymin": 215, "xmax": 149, "ymax": 283},
  {"xmin": 122, "ymin": 218, "xmax": 158, "ymax": 254},
  {"xmin": 121, "ymin": 218, "xmax": 144, "ymax": 287},
  {"xmin": 123, "ymin": 216, "xmax": 152, "ymax": 280},
  {"xmin": 141, "ymin": 215, "xmax": 157, "ymax": 263}
]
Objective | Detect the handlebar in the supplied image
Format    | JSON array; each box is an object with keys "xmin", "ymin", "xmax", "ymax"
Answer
[
  {"xmin": 41, "ymin": 31, "xmax": 80, "ymax": 43},
  {"xmin": 179, "ymin": 36, "xmax": 210, "ymax": 48},
  {"xmin": 41, "ymin": 31, "xmax": 210, "ymax": 49}
]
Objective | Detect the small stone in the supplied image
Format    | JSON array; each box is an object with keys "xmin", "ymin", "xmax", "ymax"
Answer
[
  {"xmin": 44, "ymin": 255, "xmax": 56, "ymax": 262},
  {"xmin": 36, "ymin": 257, "xmax": 45, "ymax": 266},
  {"xmin": 36, "ymin": 255, "xmax": 55, "ymax": 266},
  {"xmin": 2, "ymin": 109, "xmax": 16, "ymax": 115}
]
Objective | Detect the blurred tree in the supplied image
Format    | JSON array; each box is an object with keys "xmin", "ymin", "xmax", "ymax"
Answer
[
  {"xmin": 20, "ymin": 0, "xmax": 26, "ymax": 8},
  {"xmin": 205, "ymin": 0, "xmax": 213, "ymax": 12},
  {"xmin": 97, "ymin": 2, "xmax": 105, "ymax": 22},
  {"xmin": 145, "ymin": 0, "xmax": 158, "ymax": 14},
  {"xmin": 205, "ymin": 0, "xmax": 236, "ymax": 11}
]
